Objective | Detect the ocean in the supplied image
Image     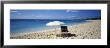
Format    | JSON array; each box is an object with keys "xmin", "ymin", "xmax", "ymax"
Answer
[{"xmin": 10, "ymin": 19, "xmax": 88, "ymax": 33}]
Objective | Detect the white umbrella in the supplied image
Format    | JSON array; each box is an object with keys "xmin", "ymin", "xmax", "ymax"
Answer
[
  {"xmin": 46, "ymin": 21, "xmax": 65, "ymax": 33},
  {"xmin": 46, "ymin": 21, "xmax": 65, "ymax": 26}
]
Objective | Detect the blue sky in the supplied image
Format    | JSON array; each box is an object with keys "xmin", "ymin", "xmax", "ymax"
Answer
[{"xmin": 10, "ymin": 10, "xmax": 101, "ymax": 19}]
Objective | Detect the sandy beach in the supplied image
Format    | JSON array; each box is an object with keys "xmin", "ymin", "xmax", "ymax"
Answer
[{"xmin": 10, "ymin": 20, "xmax": 101, "ymax": 39}]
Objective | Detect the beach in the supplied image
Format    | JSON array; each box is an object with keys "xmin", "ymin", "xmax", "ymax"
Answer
[{"xmin": 10, "ymin": 20, "xmax": 101, "ymax": 39}]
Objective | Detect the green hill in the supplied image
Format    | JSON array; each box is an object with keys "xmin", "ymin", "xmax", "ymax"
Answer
[{"xmin": 82, "ymin": 17, "xmax": 101, "ymax": 20}]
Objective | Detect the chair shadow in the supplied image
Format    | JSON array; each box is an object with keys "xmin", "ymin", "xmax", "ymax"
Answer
[{"xmin": 56, "ymin": 33, "xmax": 77, "ymax": 37}]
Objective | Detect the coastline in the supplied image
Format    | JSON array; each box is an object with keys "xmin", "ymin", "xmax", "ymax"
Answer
[{"xmin": 10, "ymin": 20, "xmax": 101, "ymax": 39}]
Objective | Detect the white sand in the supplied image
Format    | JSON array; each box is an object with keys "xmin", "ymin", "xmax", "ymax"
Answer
[{"xmin": 10, "ymin": 20, "xmax": 101, "ymax": 39}]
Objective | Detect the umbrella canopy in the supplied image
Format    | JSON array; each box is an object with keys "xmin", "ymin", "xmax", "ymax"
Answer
[{"xmin": 46, "ymin": 21, "xmax": 65, "ymax": 26}]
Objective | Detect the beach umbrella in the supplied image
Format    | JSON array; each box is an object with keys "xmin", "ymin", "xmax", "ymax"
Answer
[
  {"xmin": 46, "ymin": 21, "xmax": 65, "ymax": 26},
  {"xmin": 46, "ymin": 21, "xmax": 65, "ymax": 33}
]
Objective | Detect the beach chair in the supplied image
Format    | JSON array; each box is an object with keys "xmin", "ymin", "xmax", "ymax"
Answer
[
  {"xmin": 61, "ymin": 26, "xmax": 69, "ymax": 33},
  {"xmin": 60, "ymin": 26, "xmax": 71, "ymax": 37},
  {"xmin": 61, "ymin": 26, "xmax": 77, "ymax": 37},
  {"xmin": 56, "ymin": 26, "xmax": 77, "ymax": 37}
]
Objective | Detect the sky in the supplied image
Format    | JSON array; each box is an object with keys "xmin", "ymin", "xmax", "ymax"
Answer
[{"xmin": 10, "ymin": 9, "xmax": 101, "ymax": 19}]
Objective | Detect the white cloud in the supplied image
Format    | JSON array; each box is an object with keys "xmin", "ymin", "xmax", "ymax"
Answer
[
  {"xmin": 66, "ymin": 10, "xmax": 70, "ymax": 12},
  {"xmin": 71, "ymin": 10, "xmax": 79, "ymax": 12},
  {"xmin": 66, "ymin": 10, "xmax": 79, "ymax": 13},
  {"xmin": 46, "ymin": 21, "xmax": 65, "ymax": 26}
]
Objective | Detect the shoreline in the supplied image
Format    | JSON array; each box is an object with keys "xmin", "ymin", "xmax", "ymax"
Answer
[{"xmin": 10, "ymin": 20, "xmax": 101, "ymax": 39}]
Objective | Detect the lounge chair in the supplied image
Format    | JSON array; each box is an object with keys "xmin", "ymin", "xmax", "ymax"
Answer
[
  {"xmin": 60, "ymin": 26, "xmax": 70, "ymax": 37},
  {"xmin": 61, "ymin": 26, "xmax": 69, "ymax": 32},
  {"xmin": 56, "ymin": 26, "xmax": 77, "ymax": 37}
]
